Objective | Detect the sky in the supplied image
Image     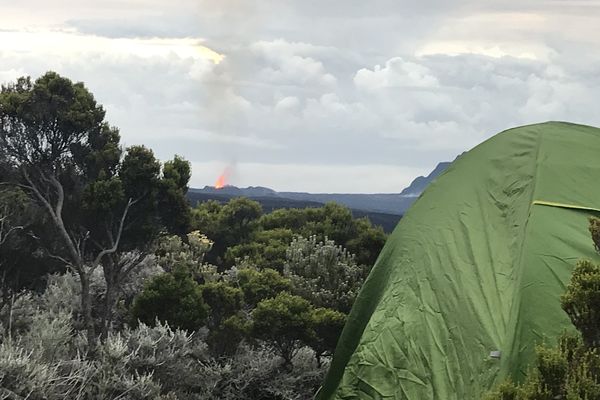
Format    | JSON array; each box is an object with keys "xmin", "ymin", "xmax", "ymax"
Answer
[{"xmin": 2, "ymin": 1, "xmax": 600, "ymax": 192}]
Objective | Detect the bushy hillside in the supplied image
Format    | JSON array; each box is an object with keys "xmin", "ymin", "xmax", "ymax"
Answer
[{"xmin": 0, "ymin": 72, "xmax": 392, "ymax": 400}]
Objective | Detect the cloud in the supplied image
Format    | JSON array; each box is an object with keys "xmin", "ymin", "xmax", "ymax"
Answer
[
  {"xmin": 354, "ymin": 58, "xmax": 439, "ymax": 90},
  {"xmin": 0, "ymin": 31, "xmax": 222, "ymax": 63},
  {"xmin": 3, "ymin": 1, "xmax": 600, "ymax": 192}
]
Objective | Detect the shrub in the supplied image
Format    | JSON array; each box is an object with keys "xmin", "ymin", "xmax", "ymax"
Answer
[
  {"xmin": 131, "ymin": 268, "xmax": 208, "ymax": 332},
  {"xmin": 284, "ymin": 236, "xmax": 366, "ymax": 313},
  {"xmin": 251, "ymin": 292, "xmax": 315, "ymax": 366},
  {"xmin": 234, "ymin": 267, "xmax": 291, "ymax": 308}
]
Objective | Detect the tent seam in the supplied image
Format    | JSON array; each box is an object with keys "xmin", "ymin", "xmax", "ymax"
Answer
[
  {"xmin": 532, "ymin": 200, "xmax": 600, "ymax": 213},
  {"xmin": 503, "ymin": 128, "xmax": 544, "ymax": 381}
]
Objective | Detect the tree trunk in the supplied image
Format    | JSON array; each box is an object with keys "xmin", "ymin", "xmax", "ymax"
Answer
[
  {"xmin": 100, "ymin": 267, "xmax": 118, "ymax": 340},
  {"xmin": 0, "ymin": 287, "xmax": 9, "ymax": 335},
  {"xmin": 79, "ymin": 270, "xmax": 97, "ymax": 355}
]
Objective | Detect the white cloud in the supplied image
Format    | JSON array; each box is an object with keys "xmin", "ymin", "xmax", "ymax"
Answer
[
  {"xmin": 354, "ymin": 58, "xmax": 439, "ymax": 90},
  {"xmin": 248, "ymin": 40, "xmax": 338, "ymax": 89},
  {"xmin": 0, "ymin": 31, "xmax": 222, "ymax": 63},
  {"xmin": 3, "ymin": 1, "xmax": 600, "ymax": 192},
  {"xmin": 274, "ymin": 96, "xmax": 301, "ymax": 113}
]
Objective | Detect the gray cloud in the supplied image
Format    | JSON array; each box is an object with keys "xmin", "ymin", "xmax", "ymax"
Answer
[{"xmin": 2, "ymin": 1, "xmax": 600, "ymax": 192}]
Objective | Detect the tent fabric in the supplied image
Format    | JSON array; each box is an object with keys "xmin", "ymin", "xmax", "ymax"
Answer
[{"xmin": 317, "ymin": 122, "xmax": 600, "ymax": 400}]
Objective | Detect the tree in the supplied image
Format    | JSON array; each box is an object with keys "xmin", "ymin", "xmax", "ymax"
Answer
[
  {"xmin": 485, "ymin": 217, "xmax": 600, "ymax": 399},
  {"xmin": 0, "ymin": 190, "xmax": 25, "ymax": 248},
  {"xmin": 0, "ymin": 72, "xmax": 117, "ymax": 347},
  {"xmin": 284, "ymin": 236, "xmax": 368, "ymax": 313},
  {"xmin": 192, "ymin": 198, "xmax": 263, "ymax": 266},
  {"xmin": 154, "ymin": 231, "xmax": 217, "ymax": 282},
  {"xmin": 200, "ymin": 281, "xmax": 245, "ymax": 355},
  {"xmin": 259, "ymin": 203, "xmax": 386, "ymax": 268},
  {"xmin": 0, "ymin": 72, "xmax": 191, "ymax": 347},
  {"xmin": 235, "ymin": 268, "xmax": 291, "ymax": 308},
  {"xmin": 0, "ymin": 188, "xmax": 47, "ymax": 333},
  {"xmin": 158, "ymin": 155, "xmax": 192, "ymax": 234},
  {"xmin": 561, "ymin": 259, "xmax": 600, "ymax": 349},
  {"xmin": 308, "ymin": 307, "xmax": 346, "ymax": 367},
  {"xmin": 201, "ymin": 282, "xmax": 243, "ymax": 329},
  {"xmin": 130, "ymin": 267, "xmax": 208, "ymax": 332},
  {"xmin": 251, "ymin": 292, "xmax": 315, "ymax": 366},
  {"xmin": 346, "ymin": 218, "xmax": 387, "ymax": 267},
  {"xmin": 224, "ymin": 228, "xmax": 294, "ymax": 271}
]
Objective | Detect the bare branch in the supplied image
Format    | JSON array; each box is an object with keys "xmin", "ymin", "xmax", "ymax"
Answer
[
  {"xmin": 46, "ymin": 252, "xmax": 72, "ymax": 267},
  {"xmin": 0, "ymin": 203, "xmax": 24, "ymax": 246},
  {"xmin": 79, "ymin": 230, "xmax": 90, "ymax": 258},
  {"xmin": 92, "ymin": 197, "xmax": 138, "ymax": 268},
  {"xmin": 49, "ymin": 173, "xmax": 64, "ymax": 219},
  {"xmin": 21, "ymin": 168, "xmax": 82, "ymax": 270},
  {"xmin": 0, "ymin": 223, "xmax": 24, "ymax": 246},
  {"xmin": 120, "ymin": 251, "xmax": 148, "ymax": 279},
  {"xmin": 22, "ymin": 169, "xmax": 56, "ymax": 220}
]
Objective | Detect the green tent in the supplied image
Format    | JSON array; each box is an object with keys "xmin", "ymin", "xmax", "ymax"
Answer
[{"xmin": 317, "ymin": 122, "xmax": 600, "ymax": 400}]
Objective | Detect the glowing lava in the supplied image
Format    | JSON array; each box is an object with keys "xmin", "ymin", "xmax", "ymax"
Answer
[
  {"xmin": 214, "ymin": 167, "xmax": 231, "ymax": 189},
  {"xmin": 215, "ymin": 174, "xmax": 227, "ymax": 189}
]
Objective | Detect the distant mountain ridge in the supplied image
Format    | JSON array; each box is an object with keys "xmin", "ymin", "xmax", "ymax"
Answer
[
  {"xmin": 189, "ymin": 161, "xmax": 452, "ymax": 216},
  {"xmin": 197, "ymin": 186, "xmax": 279, "ymax": 197},
  {"xmin": 400, "ymin": 161, "xmax": 451, "ymax": 197}
]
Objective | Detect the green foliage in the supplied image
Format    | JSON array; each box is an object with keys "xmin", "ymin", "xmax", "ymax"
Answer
[
  {"xmin": 1, "ymin": 72, "xmax": 368, "ymax": 398},
  {"xmin": 251, "ymin": 292, "xmax": 315, "ymax": 365},
  {"xmin": 284, "ymin": 235, "xmax": 367, "ymax": 313},
  {"xmin": 535, "ymin": 345, "xmax": 568, "ymax": 398},
  {"xmin": 159, "ymin": 155, "xmax": 192, "ymax": 234},
  {"xmin": 120, "ymin": 145, "xmax": 161, "ymax": 198},
  {"xmin": 193, "ymin": 199, "xmax": 386, "ymax": 270},
  {"xmin": 155, "ymin": 231, "xmax": 218, "ymax": 282},
  {"xmin": 249, "ymin": 292, "xmax": 346, "ymax": 367},
  {"xmin": 201, "ymin": 282, "xmax": 243, "ymax": 329},
  {"xmin": 485, "ymin": 335, "xmax": 600, "ymax": 400},
  {"xmin": 224, "ymin": 228, "xmax": 294, "ymax": 271},
  {"xmin": 260, "ymin": 203, "xmax": 386, "ymax": 267},
  {"xmin": 131, "ymin": 268, "xmax": 208, "ymax": 332},
  {"xmin": 220, "ymin": 197, "xmax": 263, "ymax": 230},
  {"xmin": 308, "ymin": 307, "xmax": 346, "ymax": 366},
  {"xmin": 260, "ymin": 203, "xmax": 353, "ymax": 244},
  {"xmin": 192, "ymin": 198, "xmax": 263, "ymax": 266},
  {"xmin": 483, "ymin": 380, "xmax": 520, "ymax": 400},
  {"xmin": 235, "ymin": 267, "xmax": 292, "ymax": 308},
  {"xmin": 346, "ymin": 218, "xmax": 387, "ymax": 266},
  {"xmin": 209, "ymin": 314, "xmax": 251, "ymax": 356},
  {"xmin": 0, "ymin": 187, "xmax": 62, "ymax": 308},
  {"xmin": 0, "ymin": 72, "xmax": 106, "ymax": 170},
  {"xmin": 82, "ymin": 176, "xmax": 125, "ymax": 214},
  {"xmin": 0, "ymin": 72, "xmax": 195, "ymax": 345},
  {"xmin": 562, "ymin": 259, "xmax": 600, "ymax": 348},
  {"xmin": 190, "ymin": 200, "xmax": 222, "ymax": 238},
  {"xmin": 163, "ymin": 155, "xmax": 191, "ymax": 191},
  {"xmin": 590, "ymin": 217, "xmax": 600, "ymax": 253},
  {"xmin": 77, "ymin": 123, "xmax": 122, "ymax": 180}
]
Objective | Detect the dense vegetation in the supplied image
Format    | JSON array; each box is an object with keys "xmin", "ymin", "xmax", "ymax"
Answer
[
  {"xmin": 0, "ymin": 72, "xmax": 386, "ymax": 399},
  {"xmin": 485, "ymin": 217, "xmax": 600, "ymax": 400}
]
